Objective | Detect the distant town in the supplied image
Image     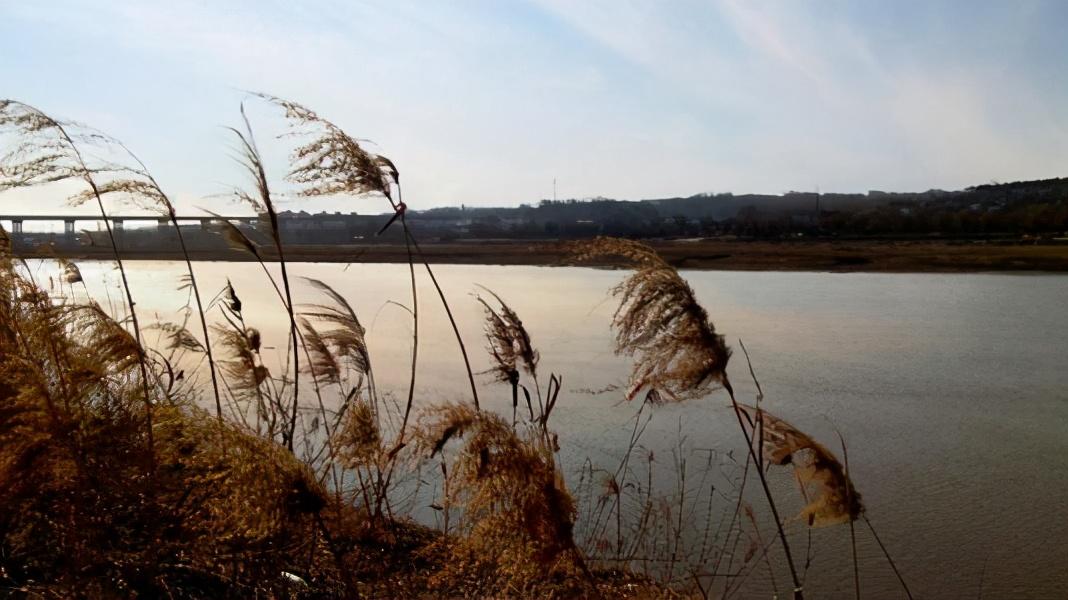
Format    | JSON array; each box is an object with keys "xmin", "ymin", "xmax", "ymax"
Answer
[{"xmin": 3, "ymin": 176, "xmax": 1067, "ymax": 257}]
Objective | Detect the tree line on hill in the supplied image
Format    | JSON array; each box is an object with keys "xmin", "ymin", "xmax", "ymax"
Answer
[
  {"xmin": 9, "ymin": 177, "xmax": 1067, "ymax": 253},
  {"xmin": 406, "ymin": 176, "xmax": 1068, "ymax": 240}
]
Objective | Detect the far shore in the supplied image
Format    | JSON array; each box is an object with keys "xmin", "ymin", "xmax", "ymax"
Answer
[{"xmin": 15, "ymin": 238, "xmax": 1068, "ymax": 273}]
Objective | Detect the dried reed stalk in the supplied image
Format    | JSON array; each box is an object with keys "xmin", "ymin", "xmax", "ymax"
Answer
[
  {"xmin": 574, "ymin": 236, "xmax": 805, "ymax": 599},
  {"xmin": 254, "ymin": 94, "xmax": 481, "ymax": 411},
  {"xmin": 0, "ymin": 100, "xmax": 156, "ymax": 468},
  {"xmin": 70, "ymin": 140, "xmax": 225, "ymax": 420},
  {"xmin": 225, "ymin": 105, "xmax": 302, "ymax": 451}
]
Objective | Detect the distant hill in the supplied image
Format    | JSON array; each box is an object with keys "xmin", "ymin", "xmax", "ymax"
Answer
[
  {"xmin": 401, "ymin": 176, "xmax": 1068, "ymax": 240},
  {"xmin": 7, "ymin": 177, "xmax": 1066, "ymax": 253}
]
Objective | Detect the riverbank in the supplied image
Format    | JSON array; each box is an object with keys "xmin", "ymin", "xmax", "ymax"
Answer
[{"xmin": 17, "ymin": 238, "xmax": 1068, "ymax": 272}]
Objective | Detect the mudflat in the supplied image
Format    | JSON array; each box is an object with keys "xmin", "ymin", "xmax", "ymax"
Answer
[{"xmin": 18, "ymin": 238, "xmax": 1068, "ymax": 272}]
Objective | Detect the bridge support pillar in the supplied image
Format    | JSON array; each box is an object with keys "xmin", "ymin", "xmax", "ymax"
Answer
[
  {"xmin": 113, "ymin": 219, "xmax": 123, "ymax": 232},
  {"xmin": 11, "ymin": 220, "xmax": 21, "ymax": 233},
  {"xmin": 64, "ymin": 219, "xmax": 75, "ymax": 234}
]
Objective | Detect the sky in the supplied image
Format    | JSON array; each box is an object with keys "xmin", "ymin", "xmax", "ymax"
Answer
[{"xmin": 2, "ymin": 0, "xmax": 1068, "ymax": 217}]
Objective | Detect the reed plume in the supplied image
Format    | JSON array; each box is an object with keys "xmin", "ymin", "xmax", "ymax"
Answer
[
  {"xmin": 57, "ymin": 259, "xmax": 82, "ymax": 287},
  {"xmin": 210, "ymin": 212, "xmax": 266, "ymax": 260},
  {"xmin": 300, "ymin": 277, "xmax": 373, "ymax": 384},
  {"xmin": 334, "ymin": 399, "xmax": 381, "ymax": 468},
  {"xmin": 476, "ymin": 287, "xmax": 539, "ymax": 384},
  {"xmin": 577, "ymin": 237, "xmax": 807, "ymax": 598},
  {"xmin": 213, "ymin": 321, "xmax": 268, "ymax": 403},
  {"xmin": 252, "ymin": 93, "xmax": 397, "ymax": 201},
  {"xmin": 735, "ymin": 404, "xmax": 863, "ymax": 527},
  {"xmin": 299, "ymin": 316, "xmax": 342, "ymax": 387},
  {"xmin": 61, "ymin": 303, "xmax": 147, "ymax": 373},
  {"xmin": 572, "ymin": 237, "xmax": 730, "ymax": 401},
  {"xmin": 225, "ymin": 105, "xmax": 302, "ymax": 451},
  {"xmin": 0, "ymin": 99, "xmax": 156, "ymax": 461},
  {"xmin": 416, "ymin": 402, "xmax": 589, "ymax": 591},
  {"xmin": 256, "ymin": 93, "xmax": 481, "ymax": 412}
]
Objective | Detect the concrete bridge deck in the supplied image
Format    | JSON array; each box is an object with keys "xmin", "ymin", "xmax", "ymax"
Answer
[{"xmin": 0, "ymin": 214, "xmax": 258, "ymax": 233}]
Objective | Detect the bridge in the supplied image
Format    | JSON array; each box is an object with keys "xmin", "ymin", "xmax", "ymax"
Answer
[{"xmin": 0, "ymin": 214, "xmax": 260, "ymax": 234}]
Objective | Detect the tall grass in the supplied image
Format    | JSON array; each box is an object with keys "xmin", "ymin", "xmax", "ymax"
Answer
[
  {"xmin": 0, "ymin": 100, "xmax": 157, "ymax": 467},
  {"xmin": 0, "ymin": 97, "xmax": 912, "ymax": 598}
]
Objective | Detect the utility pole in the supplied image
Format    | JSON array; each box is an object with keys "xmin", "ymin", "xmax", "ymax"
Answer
[{"xmin": 553, "ymin": 177, "xmax": 557, "ymax": 202}]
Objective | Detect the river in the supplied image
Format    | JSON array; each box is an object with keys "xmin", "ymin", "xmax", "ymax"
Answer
[{"xmin": 32, "ymin": 259, "xmax": 1068, "ymax": 598}]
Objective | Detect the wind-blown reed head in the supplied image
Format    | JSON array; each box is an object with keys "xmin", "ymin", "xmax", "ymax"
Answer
[
  {"xmin": 0, "ymin": 100, "xmax": 105, "ymax": 195},
  {"xmin": 300, "ymin": 277, "xmax": 371, "ymax": 382},
  {"xmin": 201, "ymin": 211, "xmax": 265, "ymax": 259},
  {"xmin": 57, "ymin": 258, "xmax": 82, "ymax": 284},
  {"xmin": 1, "ymin": 102, "xmax": 180, "ymax": 219},
  {"xmin": 212, "ymin": 318, "xmax": 268, "ymax": 401},
  {"xmin": 572, "ymin": 237, "xmax": 731, "ymax": 402},
  {"xmin": 736, "ymin": 404, "xmax": 863, "ymax": 527},
  {"xmin": 60, "ymin": 303, "xmax": 145, "ymax": 373},
  {"xmin": 224, "ymin": 105, "xmax": 275, "ymax": 217},
  {"xmin": 150, "ymin": 321, "xmax": 206, "ymax": 354},
  {"xmin": 475, "ymin": 287, "xmax": 539, "ymax": 384},
  {"xmin": 253, "ymin": 93, "xmax": 398, "ymax": 202},
  {"xmin": 416, "ymin": 402, "xmax": 583, "ymax": 586}
]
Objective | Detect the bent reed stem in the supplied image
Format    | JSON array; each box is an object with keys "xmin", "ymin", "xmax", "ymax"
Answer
[
  {"xmin": 723, "ymin": 375, "xmax": 804, "ymax": 600},
  {"xmin": 123, "ymin": 145, "xmax": 223, "ymax": 421}
]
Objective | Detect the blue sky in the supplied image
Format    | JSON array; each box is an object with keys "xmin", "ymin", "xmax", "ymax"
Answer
[{"xmin": 2, "ymin": 0, "xmax": 1067, "ymax": 216}]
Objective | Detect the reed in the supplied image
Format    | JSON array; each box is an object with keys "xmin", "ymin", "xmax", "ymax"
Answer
[
  {"xmin": 111, "ymin": 144, "xmax": 224, "ymax": 421},
  {"xmin": 253, "ymin": 93, "xmax": 481, "ymax": 412},
  {"xmin": 0, "ymin": 97, "xmax": 917, "ymax": 598},
  {"xmin": 0, "ymin": 235, "xmax": 327, "ymax": 596},
  {"xmin": 0, "ymin": 100, "xmax": 156, "ymax": 468},
  {"xmin": 225, "ymin": 106, "xmax": 303, "ymax": 452},
  {"xmin": 415, "ymin": 402, "xmax": 590, "ymax": 593},
  {"xmin": 571, "ymin": 236, "xmax": 885, "ymax": 599}
]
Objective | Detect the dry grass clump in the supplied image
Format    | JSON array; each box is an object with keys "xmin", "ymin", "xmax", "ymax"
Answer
[
  {"xmin": 0, "ymin": 246, "xmax": 330, "ymax": 597},
  {"xmin": 415, "ymin": 402, "xmax": 589, "ymax": 594},
  {"xmin": 572, "ymin": 237, "xmax": 731, "ymax": 402}
]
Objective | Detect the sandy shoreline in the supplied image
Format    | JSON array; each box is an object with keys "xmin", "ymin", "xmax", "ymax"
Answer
[{"xmin": 16, "ymin": 239, "xmax": 1068, "ymax": 273}]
